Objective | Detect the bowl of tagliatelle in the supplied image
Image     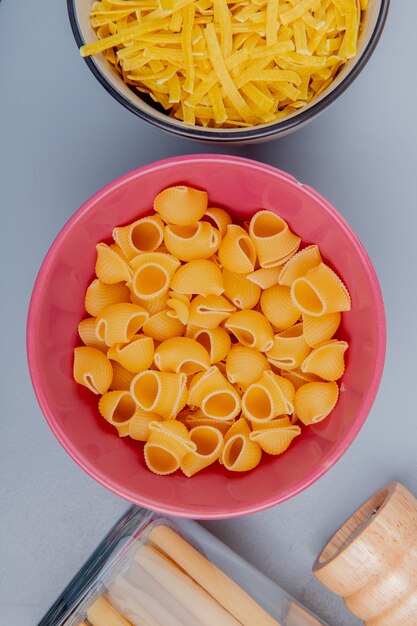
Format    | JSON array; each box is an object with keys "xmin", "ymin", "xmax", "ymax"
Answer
[
  {"xmin": 67, "ymin": 0, "xmax": 389, "ymax": 141},
  {"xmin": 27, "ymin": 155, "xmax": 385, "ymax": 518}
]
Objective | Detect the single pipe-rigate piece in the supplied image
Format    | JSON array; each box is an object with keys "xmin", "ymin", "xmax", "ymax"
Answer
[{"xmin": 313, "ymin": 482, "xmax": 417, "ymax": 625}]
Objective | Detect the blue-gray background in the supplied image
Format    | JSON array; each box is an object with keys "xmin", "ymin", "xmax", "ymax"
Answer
[{"xmin": 1, "ymin": 1, "xmax": 416, "ymax": 624}]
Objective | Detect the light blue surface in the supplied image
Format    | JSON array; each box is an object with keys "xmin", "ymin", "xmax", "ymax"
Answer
[{"xmin": 1, "ymin": 1, "xmax": 416, "ymax": 624}]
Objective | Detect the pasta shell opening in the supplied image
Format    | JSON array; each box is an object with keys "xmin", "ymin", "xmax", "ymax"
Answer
[
  {"xmin": 221, "ymin": 434, "xmax": 261, "ymax": 471},
  {"xmin": 145, "ymin": 444, "xmax": 180, "ymax": 475},
  {"xmin": 131, "ymin": 220, "xmax": 163, "ymax": 252},
  {"xmin": 243, "ymin": 386, "xmax": 272, "ymax": 421},
  {"xmin": 291, "ymin": 279, "xmax": 325, "ymax": 315},
  {"xmin": 203, "ymin": 391, "xmax": 240, "ymax": 420},
  {"xmin": 133, "ymin": 372, "xmax": 160, "ymax": 411},
  {"xmin": 133, "ymin": 264, "xmax": 170, "ymax": 300},
  {"xmin": 194, "ymin": 330, "xmax": 212, "ymax": 354},
  {"xmin": 190, "ymin": 426, "xmax": 222, "ymax": 457},
  {"xmin": 227, "ymin": 437, "xmax": 245, "ymax": 465},
  {"xmin": 251, "ymin": 212, "xmax": 286, "ymax": 237},
  {"xmin": 113, "ymin": 394, "xmax": 136, "ymax": 423},
  {"xmin": 239, "ymin": 237, "xmax": 256, "ymax": 264}
]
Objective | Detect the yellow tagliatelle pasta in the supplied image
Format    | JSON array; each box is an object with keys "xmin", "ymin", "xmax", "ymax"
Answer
[
  {"xmin": 74, "ymin": 346, "xmax": 113, "ymax": 395},
  {"xmin": 85, "ymin": 279, "xmax": 130, "ymax": 317},
  {"xmin": 154, "ymin": 337, "xmax": 210, "ymax": 374},
  {"xmin": 225, "ymin": 310, "xmax": 274, "ymax": 352},
  {"xmin": 82, "ymin": 2, "xmax": 364, "ymax": 129},
  {"xmin": 73, "ymin": 186, "xmax": 351, "ymax": 478},
  {"xmin": 171, "ymin": 259, "xmax": 224, "ymax": 296},
  {"xmin": 113, "ymin": 215, "xmax": 165, "ymax": 259},
  {"xmin": 154, "ymin": 186, "xmax": 208, "ymax": 225},
  {"xmin": 164, "ymin": 222, "xmax": 221, "ymax": 261},
  {"xmin": 249, "ymin": 210, "xmax": 301, "ymax": 267}
]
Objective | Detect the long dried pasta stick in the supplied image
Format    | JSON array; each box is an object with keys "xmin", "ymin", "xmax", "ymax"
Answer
[
  {"xmin": 86, "ymin": 596, "xmax": 132, "ymax": 626},
  {"xmin": 134, "ymin": 543, "xmax": 242, "ymax": 626},
  {"xmin": 148, "ymin": 525, "xmax": 282, "ymax": 626}
]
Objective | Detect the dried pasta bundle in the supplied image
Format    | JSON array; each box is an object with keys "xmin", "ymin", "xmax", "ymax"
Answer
[
  {"xmin": 81, "ymin": 0, "xmax": 364, "ymax": 128},
  {"xmin": 73, "ymin": 187, "xmax": 350, "ymax": 477}
]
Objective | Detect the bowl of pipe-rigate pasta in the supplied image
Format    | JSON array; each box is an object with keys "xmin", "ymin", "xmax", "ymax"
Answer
[
  {"xmin": 27, "ymin": 155, "xmax": 385, "ymax": 518},
  {"xmin": 68, "ymin": 0, "xmax": 389, "ymax": 142}
]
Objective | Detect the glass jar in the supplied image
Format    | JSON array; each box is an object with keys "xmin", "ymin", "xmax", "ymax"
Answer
[{"xmin": 39, "ymin": 507, "xmax": 327, "ymax": 626}]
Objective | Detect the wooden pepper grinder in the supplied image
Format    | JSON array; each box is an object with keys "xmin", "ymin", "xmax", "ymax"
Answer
[{"xmin": 313, "ymin": 482, "xmax": 417, "ymax": 625}]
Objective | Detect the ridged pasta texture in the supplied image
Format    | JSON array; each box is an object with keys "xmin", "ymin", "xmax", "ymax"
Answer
[{"xmin": 73, "ymin": 186, "xmax": 351, "ymax": 477}]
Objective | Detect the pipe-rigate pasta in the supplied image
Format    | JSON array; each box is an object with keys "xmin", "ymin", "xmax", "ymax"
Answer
[
  {"xmin": 247, "ymin": 267, "xmax": 281, "ymax": 290},
  {"xmin": 280, "ymin": 368, "xmax": 319, "ymax": 391},
  {"xmin": 154, "ymin": 337, "xmax": 210, "ymax": 375},
  {"xmin": 222, "ymin": 268, "xmax": 261, "ymax": 310},
  {"xmin": 96, "ymin": 303, "xmax": 149, "ymax": 346},
  {"xmin": 98, "ymin": 390, "xmax": 137, "ymax": 436},
  {"xmin": 225, "ymin": 310, "xmax": 274, "ymax": 352},
  {"xmin": 107, "ymin": 334, "xmax": 155, "ymax": 373},
  {"xmin": 301, "ymin": 340, "xmax": 348, "ymax": 381},
  {"xmin": 131, "ymin": 291, "xmax": 169, "ymax": 315},
  {"xmin": 250, "ymin": 424, "xmax": 301, "ymax": 455},
  {"xmin": 291, "ymin": 262, "xmax": 351, "ymax": 316},
  {"xmin": 221, "ymin": 432, "xmax": 262, "ymax": 472},
  {"xmin": 85, "ymin": 279, "xmax": 130, "ymax": 317},
  {"xmin": 154, "ymin": 186, "xmax": 208, "ymax": 226},
  {"xmin": 74, "ymin": 346, "xmax": 113, "ymax": 395},
  {"xmin": 226, "ymin": 345, "xmax": 269, "ymax": 390},
  {"xmin": 188, "ymin": 294, "xmax": 236, "ymax": 329},
  {"xmin": 202, "ymin": 207, "xmax": 232, "ymax": 236},
  {"xmin": 132, "ymin": 370, "xmax": 188, "ymax": 419},
  {"xmin": 242, "ymin": 370, "xmax": 295, "ymax": 422},
  {"xmin": 142, "ymin": 309, "xmax": 186, "ymax": 341},
  {"xmin": 181, "ymin": 425, "xmax": 224, "ymax": 477},
  {"xmin": 188, "ymin": 366, "xmax": 241, "ymax": 420},
  {"xmin": 73, "ymin": 184, "xmax": 351, "ymax": 477},
  {"xmin": 109, "ymin": 361, "xmax": 135, "ymax": 392},
  {"xmin": 129, "ymin": 410, "xmax": 164, "ymax": 442},
  {"xmin": 218, "ymin": 225, "xmax": 256, "ymax": 273},
  {"xmin": 249, "ymin": 210, "xmax": 301, "ymax": 267},
  {"xmin": 294, "ymin": 381, "xmax": 339, "ymax": 425},
  {"xmin": 78, "ymin": 317, "xmax": 108, "ymax": 352},
  {"xmin": 164, "ymin": 221, "xmax": 221, "ymax": 261},
  {"xmin": 266, "ymin": 323, "xmax": 310, "ymax": 370},
  {"xmin": 171, "ymin": 259, "xmax": 224, "ymax": 296},
  {"xmin": 113, "ymin": 215, "xmax": 165, "ymax": 259},
  {"xmin": 302, "ymin": 311, "xmax": 341, "ymax": 347},
  {"xmin": 260, "ymin": 284, "xmax": 300, "ymax": 331},
  {"xmin": 95, "ymin": 243, "xmax": 132, "ymax": 284},
  {"xmin": 167, "ymin": 292, "xmax": 191, "ymax": 325},
  {"xmin": 192, "ymin": 328, "xmax": 232, "ymax": 364},
  {"xmin": 278, "ymin": 244, "xmax": 322, "ymax": 287}
]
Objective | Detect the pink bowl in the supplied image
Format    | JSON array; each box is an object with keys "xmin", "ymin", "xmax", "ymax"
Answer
[{"xmin": 27, "ymin": 155, "xmax": 385, "ymax": 519}]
